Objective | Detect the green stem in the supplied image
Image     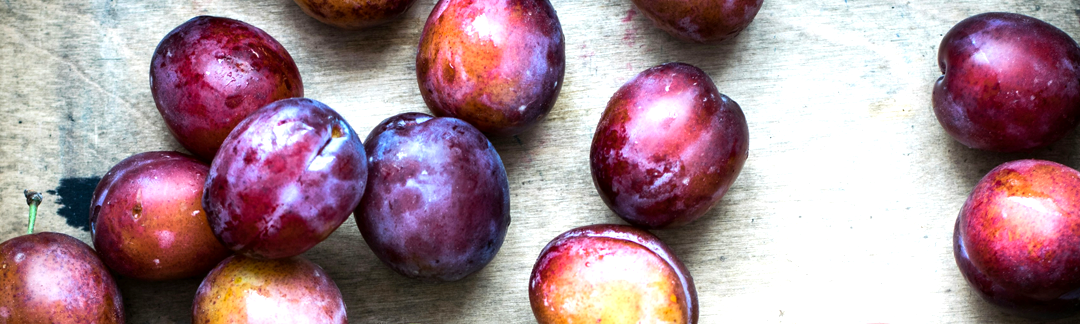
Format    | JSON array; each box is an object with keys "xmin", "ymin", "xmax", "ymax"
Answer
[{"xmin": 24, "ymin": 190, "xmax": 41, "ymax": 235}]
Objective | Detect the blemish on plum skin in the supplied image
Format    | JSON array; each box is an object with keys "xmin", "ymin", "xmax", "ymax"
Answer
[{"xmin": 991, "ymin": 168, "xmax": 1050, "ymax": 199}]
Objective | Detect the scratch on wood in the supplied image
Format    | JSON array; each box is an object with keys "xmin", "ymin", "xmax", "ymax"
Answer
[{"xmin": 0, "ymin": 25, "xmax": 136, "ymax": 110}]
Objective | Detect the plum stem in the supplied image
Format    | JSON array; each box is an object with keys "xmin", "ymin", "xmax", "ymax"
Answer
[{"xmin": 24, "ymin": 190, "xmax": 41, "ymax": 235}]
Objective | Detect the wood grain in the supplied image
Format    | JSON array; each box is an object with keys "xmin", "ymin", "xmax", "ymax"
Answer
[{"xmin": 2, "ymin": 0, "xmax": 1080, "ymax": 322}]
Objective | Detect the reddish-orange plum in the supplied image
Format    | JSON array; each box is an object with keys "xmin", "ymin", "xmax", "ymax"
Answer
[
  {"xmin": 90, "ymin": 151, "xmax": 231, "ymax": 281},
  {"xmin": 293, "ymin": 0, "xmax": 417, "ymax": 29},
  {"xmin": 0, "ymin": 192, "xmax": 124, "ymax": 323},
  {"xmin": 591, "ymin": 62, "xmax": 748, "ymax": 229},
  {"xmin": 529, "ymin": 224, "xmax": 697, "ymax": 324},
  {"xmin": 631, "ymin": 0, "xmax": 763, "ymax": 43},
  {"xmin": 0, "ymin": 233, "xmax": 125, "ymax": 324},
  {"xmin": 192, "ymin": 255, "xmax": 346, "ymax": 323},
  {"xmin": 954, "ymin": 160, "xmax": 1080, "ymax": 318},
  {"xmin": 933, "ymin": 12, "xmax": 1080, "ymax": 152},
  {"xmin": 416, "ymin": 0, "xmax": 565, "ymax": 136},
  {"xmin": 204, "ymin": 98, "xmax": 367, "ymax": 260},
  {"xmin": 151, "ymin": 16, "xmax": 303, "ymax": 161}
]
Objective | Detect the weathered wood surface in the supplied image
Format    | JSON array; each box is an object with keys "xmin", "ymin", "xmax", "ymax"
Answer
[{"xmin": 3, "ymin": 0, "xmax": 1080, "ymax": 322}]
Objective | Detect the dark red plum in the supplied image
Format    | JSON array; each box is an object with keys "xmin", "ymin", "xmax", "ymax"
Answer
[
  {"xmin": 954, "ymin": 160, "xmax": 1080, "ymax": 318},
  {"xmin": 529, "ymin": 224, "xmax": 697, "ymax": 324},
  {"xmin": 416, "ymin": 0, "xmax": 565, "ymax": 136},
  {"xmin": 357, "ymin": 112, "xmax": 510, "ymax": 281},
  {"xmin": 0, "ymin": 191, "xmax": 124, "ymax": 323},
  {"xmin": 90, "ymin": 151, "xmax": 230, "ymax": 281},
  {"xmin": 591, "ymin": 62, "xmax": 748, "ymax": 229},
  {"xmin": 631, "ymin": 0, "xmax": 763, "ymax": 43},
  {"xmin": 204, "ymin": 98, "xmax": 367, "ymax": 260},
  {"xmin": 192, "ymin": 255, "xmax": 346, "ymax": 323},
  {"xmin": 293, "ymin": 0, "xmax": 418, "ymax": 29},
  {"xmin": 151, "ymin": 16, "xmax": 303, "ymax": 161},
  {"xmin": 933, "ymin": 12, "xmax": 1080, "ymax": 152}
]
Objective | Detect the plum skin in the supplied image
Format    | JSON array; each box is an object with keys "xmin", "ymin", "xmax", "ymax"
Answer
[
  {"xmin": 631, "ymin": 0, "xmax": 763, "ymax": 43},
  {"xmin": 0, "ymin": 232, "xmax": 125, "ymax": 323},
  {"xmin": 591, "ymin": 62, "xmax": 748, "ymax": 229},
  {"xmin": 954, "ymin": 159, "xmax": 1080, "ymax": 318},
  {"xmin": 192, "ymin": 255, "xmax": 346, "ymax": 323},
  {"xmin": 932, "ymin": 12, "xmax": 1080, "ymax": 152},
  {"xmin": 416, "ymin": 0, "xmax": 565, "ymax": 136},
  {"xmin": 357, "ymin": 112, "xmax": 510, "ymax": 281},
  {"xmin": 529, "ymin": 224, "xmax": 698, "ymax": 324},
  {"xmin": 203, "ymin": 98, "xmax": 367, "ymax": 260},
  {"xmin": 90, "ymin": 151, "xmax": 231, "ymax": 281},
  {"xmin": 293, "ymin": 0, "xmax": 417, "ymax": 29},
  {"xmin": 151, "ymin": 15, "xmax": 303, "ymax": 161}
]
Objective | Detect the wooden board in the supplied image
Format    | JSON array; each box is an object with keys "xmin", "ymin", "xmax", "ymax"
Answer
[{"xmin": 2, "ymin": 0, "xmax": 1080, "ymax": 322}]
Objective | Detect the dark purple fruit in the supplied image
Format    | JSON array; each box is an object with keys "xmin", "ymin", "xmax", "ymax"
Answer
[{"xmin": 357, "ymin": 112, "xmax": 510, "ymax": 281}]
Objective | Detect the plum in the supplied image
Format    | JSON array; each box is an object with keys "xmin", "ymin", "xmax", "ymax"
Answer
[
  {"xmin": 631, "ymin": 0, "xmax": 763, "ymax": 43},
  {"xmin": 293, "ymin": 0, "xmax": 418, "ymax": 29},
  {"xmin": 192, "ymin": 255, "xmax": 346, "ymax": 323},
  {"xmin": 0, "ymin": 191, "xmax": 124, "ymax": 323},
  {"xmin": 590, "ymin": 62, "xmax": 748, "ymax": 229},
  {"xmin": 954, "ymin": 160, "xmax": 1080, "ymax": 318},
  {"xmin": 529, "ymin": 224, "xmax": 697, "ymax": 324},
  {"xmin": 90, "ymin": 151, "xmax": 231, "ymax": 281},
  {"xmin": 203, "ymin": 98, "xmax": 367, "ymax": 260},
  {"xmin": 416, "ymin": 0, "xmax": 565, "ymax": 136},
  {"xmin": 933, "ymin": 12, "xmax": 1080, "ymax": 152},
  {"xmin": 356, "ymin": 112, "xmax": 510, "ymax": 281},
  {"xmin": 151, "ymin": 16, "xmax": 303, "ymax": 161}
]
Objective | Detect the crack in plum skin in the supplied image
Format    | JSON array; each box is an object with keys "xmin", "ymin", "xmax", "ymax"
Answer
[
  {"xmin": 356, "ymin": 112, "xmax": 510, "ymax": 281},
  {"xmin": 151, "ymin": 15, "xmax": 303, "ymax": 161},
  {"xmin": 203, "ymin": 98, "xmax": 366, "ymax": 260},
  {"xmin": 590, "ymin": 62, "xmax": 748, "ymax": 229}
]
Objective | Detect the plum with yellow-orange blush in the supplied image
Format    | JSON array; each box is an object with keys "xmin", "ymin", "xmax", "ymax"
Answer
[
  {"xmin": 529, "ymin": 224, "xmax": 697, "ymax": 323},
  {"xmin": 954, "ymin": 159, "xmax": 1080, "ymax": 318},
  {"xmin": 91, "ymin": 151, "xmax": 230, "ymax": 281},
  {"xmin": 416, "ymin": 0, "xmax": 565, "ymax": 136}
]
